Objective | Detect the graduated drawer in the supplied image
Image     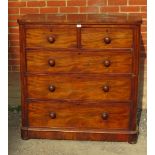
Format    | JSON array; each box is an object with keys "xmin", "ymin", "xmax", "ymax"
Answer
[
  {"xmin": 26, "ymin": 27, "xmax": 76, "ymax": 48},
  {"xmin": 27, "ymin": 75, "xmax": 132, "ymax": 101},
  {"xmin": 27, "ymin": 50, "xmax": 132, "ymax": 74},
  {"xmin": 81, "ymin": 27, "xmax": 133, "ymax": 49},
  {"xmin": 28, "ymin": 102, "xmax": 130, "ymax": 130}
]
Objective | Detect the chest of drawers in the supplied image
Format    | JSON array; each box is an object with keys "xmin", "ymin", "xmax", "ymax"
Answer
[{"xmin": 18, "ymin": 14, "xmax": 142, "ymax": 143}]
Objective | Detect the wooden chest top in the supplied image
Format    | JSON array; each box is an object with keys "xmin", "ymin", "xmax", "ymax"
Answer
[{"xmin": 18, "ymin": 14, "xmax": 142, "ymax": 25}]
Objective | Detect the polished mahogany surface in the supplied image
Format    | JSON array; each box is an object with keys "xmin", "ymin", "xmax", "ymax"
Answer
[
  {"xmin": 18, "ymin": 14, "xmax": 141, "ymax": 143},
  {"xmin": 18, "ymin": 14, "xmax": 142, "ymax": 25}
]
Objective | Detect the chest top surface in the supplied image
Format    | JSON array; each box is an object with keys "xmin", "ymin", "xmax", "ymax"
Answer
[{"xmin": 17, "ymin": 13, "xmax": 142, "ymax": 25}]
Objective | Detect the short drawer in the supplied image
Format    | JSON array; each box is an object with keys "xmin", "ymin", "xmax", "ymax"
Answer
[
  {"xmin": 81, "ymin": 27, "xmax": 133, "ymax": 49},
  {"xmin": 28, "ymin": 102, "xmax": 130, "ymax": 130},
  {"xmin": 26, "ymin": 27, "xmax": 76, "ymax": 48},
  {"xmin": 27, "ymin": 75, "xmax": 132, "ymax": 101},
  {"xmin": 27, "ymin": 50, "xmax": 132, "ymax": 74}
]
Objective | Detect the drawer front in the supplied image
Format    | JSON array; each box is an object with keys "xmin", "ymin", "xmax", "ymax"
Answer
[
  {"xmin": 81, "ymin": 28, "xmax": 133, "ymax": 49},
  {"xmin": 27, "ymin": 75, "xmax": 132, "ymax": 101},
  {"xmin": 27, "ymin": 51, "xmax": 132, "ymax": 73},
  {"xmin": 28, "ymin": 102, "xmax": 130, "ymax": 130},
  {"xmin": 26, "ymin": 28, "xmax": 76, "ymax": 48}
]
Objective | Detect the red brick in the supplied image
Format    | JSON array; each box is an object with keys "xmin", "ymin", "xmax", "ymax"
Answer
[
  {"xmin": 141, "ymin": 6, "xmax": 147, "ymax": 12},
  {"xmin": 9, "ymin": 53, "xmax": 20, "ymax": 59},
  {"xmin": 88, "ymin": 0, "xmax": 107, "ymax": 6},
  {"xmin": 8, "ymin": 21, "xmax": 18, "ymax": 27},
  {"xmin": 100, "ymin": 6, "xmax": 119, "ymax": 12},
  {"xmin": 8, "ymin": 8, "xmax": 19, "ymax": 14},
  {"xmin": 141, "ymin": 32, "xmax": 147, "ymax": 40},
  {"xmin": 47, "ymin": 1, "xmax": 66, "ymax": 6},
  {"xmin": 129, "ymin": 0, "xmax": 146, "ymax": 5},
  {"xmin": 9, "ymin": 59, "xmax": 20, "ymax": 65},
  {"xmin": 60, "ymin": 7, "xmax": 78, "ymax": 13},
  {"xmin": 9, "ymin": 28, "xmax": 19, "ymax": 34},
  {"xmin": 20, "ymin": 8, "xmax": 39, "ymax": 14},
  {"xmin": 9, "ymin": 34, "xmax": 19, "ymax": 41},
  {"xmin": 9, "ymin": 15, "xmax": 20, "ymax": 21},
  {"xmin": 120, "ymin": 6, "xmax": 140, "ymax": 12},
  {"xmin": 108, "ymin": 0, "xmax": 127, "ymax": 5},
  {"xmin": 9, "ymin": 47, "xmax": 20, "ymax": 53},
  {"xmin": 27, "ymin": 1, "xmax": 46, "ymax": 7},
  {"xmin": 40, "ymin": 8, "xmax": 58, "ymax": 14},
  {"xmin": 80, "ymin": 7, "xmax": 99, "ymax": 13},
  {"xmin": 8, "ymin": 2, "xmax": 26, "ymax": 7},
  {"xmin": 142, "ymin": 19, "xmax": 147, "ymax": 25},
  {"xmin": 141, "ymin": 26, "xmax": 147, "ymax": 32},
  {"xmin": 67, "ymin": 0, "xmax": 86, "ymax": 6},
  {"xmin": 10, "ymin": 41, "xmax": 19, "ymax": 47}
]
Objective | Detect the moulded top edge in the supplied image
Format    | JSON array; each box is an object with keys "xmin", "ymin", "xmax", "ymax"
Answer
[{"xmin": 17, "ymin": 14, "xmax": 142, "ymax": 25}]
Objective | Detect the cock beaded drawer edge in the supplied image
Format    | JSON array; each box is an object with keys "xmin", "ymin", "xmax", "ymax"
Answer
[{"xmin": 17, "ymin": 14, "xmax": 142, "ymax": 143}]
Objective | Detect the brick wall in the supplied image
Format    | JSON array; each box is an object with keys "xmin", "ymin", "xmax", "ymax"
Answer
[
  {"xmin": 8, "ymin": 0, "xmax": 147, "ymax": 108},
  {"xmin": 8, "ymin": 0, "xmax": 147, "ymax": 72}
]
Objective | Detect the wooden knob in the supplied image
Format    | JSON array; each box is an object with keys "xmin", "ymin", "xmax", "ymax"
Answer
[
  {"xmin": 101, "ymin": 112, "xmax": 109, "ymax": 120},
  {"xmin": 48, "ymin": 35, "xmax": 55, "ymax": 43},
  {"xmin": 49, "ymin": 85, "xmax": 55, "ymax": 92},
  {"xmin": 102, "ymin": 85, "xmax": 109, "ymax": 92},
  {"xmin": 49, "ymin": 112, "xmax": 56, "ymax": 119},
  {"xmin": 103, "ymin": 60, "xmax": 111, "ymax": 67},
  {"xmin": 104, "ymin": 37, "xmax": 111, "ymax": 44},
  {"xmin": 48, "ymin": 59, "xmax": 55, "ymax": 67}
]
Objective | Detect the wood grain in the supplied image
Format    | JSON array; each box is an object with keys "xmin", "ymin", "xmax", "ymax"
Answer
[
  {"xmin": 18, "ymin": 14, "xmax": 142, "ymax": 142},
  {"xmin": 27, "ymin": 75, "xmax": 132, "ymax": 101},
  {"xmin": 17, "ymin": 14, "xmax": 142, "ymax": 25},
  {"xmin": 28, "ymin": 102, "xmax": 130, "ymax": 130},
  {"xmin": 27, "ymin": 50, "xmax": 132, "ymax": 74},
  {"xmin": 26, "ymin": 27, "xmax": 76, "ymax": 48},
  {"xmin": 81, "ymin": 27, "xmax": 133, "ymax": 49}
]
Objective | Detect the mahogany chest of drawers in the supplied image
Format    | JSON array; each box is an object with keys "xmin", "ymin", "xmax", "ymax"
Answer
[{"xmin": 18, "ymin": 14, "xmax": 142, "ymax": 143}]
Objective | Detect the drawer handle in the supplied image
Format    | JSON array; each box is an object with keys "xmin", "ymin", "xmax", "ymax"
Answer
[
  {"xmin": 48, "ymin": 59, "xmax": 55, "ymax": 67},
  {"xmin": 102, "ymin": 85, "xmax": 109, "ymax": 92},
  {"xmin": 103, "ymin": 60, "xmax": 111, "ymax": 67},
  {"xmin": 104, "ymin": 37, "xmax": 111, "ymax": 44},
  {"xmin": 48, "ymin": 35, "xmax": 55, "ymax": 43},
  {"xmin": 49, "ymin": 85, "xmax": 56, "ymax": 92},
  {"xmin": 49, "ymin": 112, "xmax": 56, "ymax": 119},
  {"xmin": 101, "ymin": 112, "xmax": 109, "ymax": 120}
]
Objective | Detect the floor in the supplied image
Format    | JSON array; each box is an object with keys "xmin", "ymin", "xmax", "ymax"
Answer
[{"xmin": 8, "ymin": 73, "xmax": 147, "ymax": 155}]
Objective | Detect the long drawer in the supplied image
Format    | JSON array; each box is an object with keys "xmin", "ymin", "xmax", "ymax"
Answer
[
  {"xmin": 27, "ymin": 75, "xmax": 132, "ymax": 101},
  {"xmin": 27, "ymin": 50, "xmax": 132, "ymax": 74},
  {"xmin": 28, "ymin": 102, "xmax": 130, "ymax": 130}
]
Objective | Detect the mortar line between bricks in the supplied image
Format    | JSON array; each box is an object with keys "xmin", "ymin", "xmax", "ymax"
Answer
[
  {"xmin": 127, "ymin": 0, "xmax": 129, "ymax": 6},
  {"xmin": 66, "ymin": 0, "xmax": 67, "ymax": 7},
  {"xmin": 86, "ymin": 0, "xmax": 88, "ymax": 7}
]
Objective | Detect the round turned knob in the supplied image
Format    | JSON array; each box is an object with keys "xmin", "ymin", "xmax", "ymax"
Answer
[
  {"xmin": 48, "ymin": 59, "xmax": 55, "ymax": 67},
  {"xmin": 48, "ymin": 35, "xmax": 55, "ymax": 43},
  {"xmin": 104, "ymin": 37, "xmax": 111, "ymax": 44},
  {"xmin": 49, "ymin": 85, "xmax": 56, "ymax": 92},
  {"xmin": 101, "ymin": 112, "xmax": 109, "ymax": 120},
  {"xmin": 49, "ymin": 112, "xmax": 56, "ymax": 119},
  {"xmin": 102, "ymin": 85, "xmax": 109, "ymax": 92},
  {"xmin": 103, "ymin": 60, "xmax": 111, "ymax": 67}
]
